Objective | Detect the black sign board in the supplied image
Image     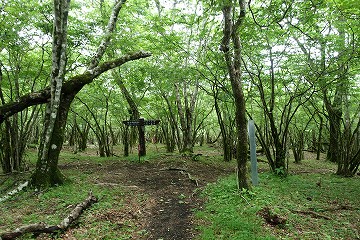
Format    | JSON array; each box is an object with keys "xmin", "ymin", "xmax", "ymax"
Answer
[
  {"xmin": 123, "ymin": 119, "xmax": 160, "ymax": 126},
  {"xmin": 122, "ymin": 118, "xmax": 160, "ymax": 158}
]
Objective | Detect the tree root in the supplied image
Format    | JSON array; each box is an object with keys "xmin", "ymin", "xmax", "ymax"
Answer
[
  {"xmin": 180, "ymin": 171, "xmax": 199, "ymax": 186},
  {"xmin": 0, "ymin": 191, "xmax": 98, "ymax": 240}
]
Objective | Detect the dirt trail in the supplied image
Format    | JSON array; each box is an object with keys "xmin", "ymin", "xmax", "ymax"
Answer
[{"xmin": 92, "ymin": 157, "xmax": 233, "ymax": 239}]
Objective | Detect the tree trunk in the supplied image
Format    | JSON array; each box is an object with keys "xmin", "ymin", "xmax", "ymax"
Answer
[
  {"xmin": 175, "ymin": 82, "xmax": 198, "ymax": 154},
  {"xmin": 123, "ymin": 126, "xmax": 129, "ymax": 156},
  {"xmin": 76, "ymin": 122, "xmax": 89, "ymax": 151},
  {"xmin": 316, "ymin": 114, "xmax": 323, "ymax": 160},
  {"xmin": 162, "ymin": 93, "xmax": 181, "ymax": 152},
  {"xmin": 138, "ymin": 119, "xmax": 146, "ymax": 156},
  {"xmin": 221, "ymin": 2, "xmax": 249, "ymax": 190},
  {"xmin": 30, "ymin": 0, "xmax": 70, "ymax": 188},
  {"xmin": 114, "ymin": 76, "xmax": 140, "ymax": 156},
  {"xmin": 161, "ymin": 121, "xmax": 176, "ymax": 153},
  {"xmin": 31, "ymin": 93, "xmax": 74, "ymax": 187},
  {"xmin": 324, "ymin": 88, "xmax": 342, "ymax": 163},
  {"xmin": 214, "ymin": 89, "xmax": 232, "ymax": 161}
]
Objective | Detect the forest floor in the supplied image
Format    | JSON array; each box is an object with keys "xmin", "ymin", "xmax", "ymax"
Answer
[
  {"xmin": 59, "ymin": 150, "xmax": 234, "ymax": 239},
  {"xmin": 0, "ymin": 145, "xmax": 235, "ymax": 239},
  {"xmin": 0, "ymin": 145, "xmax": 359, "ymax": 239}
]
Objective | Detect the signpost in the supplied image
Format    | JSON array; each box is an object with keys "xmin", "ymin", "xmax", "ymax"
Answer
[{"xmin": 122, "ymin": 118, "xmax": 160, "ymax": 159}]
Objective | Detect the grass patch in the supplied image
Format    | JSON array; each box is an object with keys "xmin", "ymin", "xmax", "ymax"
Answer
[{"xmin": 196, "ymin": 160, "xmax": 360, "ymax": 240}]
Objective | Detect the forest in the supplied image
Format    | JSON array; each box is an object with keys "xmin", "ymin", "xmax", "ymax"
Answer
[{"xmin": 0, "ymin": 0, "xmax": 359, "ymax": 239}]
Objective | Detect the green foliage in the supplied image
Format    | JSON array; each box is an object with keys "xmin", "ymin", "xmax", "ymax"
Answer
[{"xmin": 274, "ymin": 167, "xmax": 287, "ymax": 177}]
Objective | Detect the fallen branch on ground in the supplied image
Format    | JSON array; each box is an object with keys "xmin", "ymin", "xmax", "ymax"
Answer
[
  {"xmin": 160, "ymin": 167, "xmax": 199, "ymax": 186},
  {"xmin": 160, "ymin": 167, "xmax": 187, "ymax": 172},
  {"xmin": 0, "ymin": 191, "xmax": 98, "ymax": 240},
  {"xmin": 311, "ymin": 205, "xmax": 360, "ymax": 212},
  {"xmin": 0, "ymin": 181, "xmax": 29, "ymax": 203},
  {"xmin": 180, "ymin": 171, "xmax": 199, "ymax": 186},
  {"xmin": 291, "ymin": 209, "xmax": 331, "ymax": 220}
]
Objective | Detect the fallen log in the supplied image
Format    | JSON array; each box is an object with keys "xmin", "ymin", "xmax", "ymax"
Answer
[
  {"xmin": 0, "ymin": 181, "xmax": 29, "ymax": 203},
  {"xmin": 0, "ymin": 191, "xmax": 98, "ymax": 240}
]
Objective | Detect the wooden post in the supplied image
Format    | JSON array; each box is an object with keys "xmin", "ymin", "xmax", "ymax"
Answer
[
  {"xmin": 122, "ymin": 118, "xmax": 160, "ymax": 158},
  {"xmin": 248, "ymin": 120, "xmax": 259, "ymax": 186},
  {"xmin": 138, "ymin": 118, "xmax": 146, "ymax": 156}
]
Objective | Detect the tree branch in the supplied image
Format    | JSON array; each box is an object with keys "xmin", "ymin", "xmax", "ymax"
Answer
[{"xmin": 0, "ymin": 51, "xmax": 152, "ymax": 124}]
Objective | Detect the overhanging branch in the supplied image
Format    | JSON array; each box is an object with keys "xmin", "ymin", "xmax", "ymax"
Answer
[{"xmin": 0, "ymin": 51, "xmax": 152, "ymax": 124}]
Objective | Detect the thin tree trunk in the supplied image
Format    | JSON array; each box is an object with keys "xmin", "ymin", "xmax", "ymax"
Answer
[
  {"xmin": 221, "ymin": 2, "xmax": 249, "ymax": 190},
  {"xmin": 114, "ymin": 76, "xmax": 140, "ymax": 156},
  {"xmin": 214, "ymin": 88, "xmax": 232, "ymax": 161},
  {"xmin": 316, "ymin": 114, "xmax": 323, "ymax": 160}
]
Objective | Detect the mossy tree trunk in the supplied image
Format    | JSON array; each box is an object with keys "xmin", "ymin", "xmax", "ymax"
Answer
[
  {"xmin": 220, "ymin": 1, "xmax": 250, "ymax": 190},
  {"xmin": 30, "ymin": 94, "xmax": 74, "ymax": 187}
]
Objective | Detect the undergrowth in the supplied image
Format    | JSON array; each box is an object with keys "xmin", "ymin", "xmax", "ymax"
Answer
[{"xmin": 196, "ymin": 165, "xmax": 360, "ymax": 240}]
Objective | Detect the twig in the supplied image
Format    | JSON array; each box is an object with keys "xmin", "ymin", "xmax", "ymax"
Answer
[{"xmin": 291, "ymin": 209, "xmax": 331, "ymax": 220}]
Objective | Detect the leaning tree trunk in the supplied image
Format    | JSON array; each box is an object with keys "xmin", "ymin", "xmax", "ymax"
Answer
[{"xmin": 114, "ymin": 74, "xmax": 140, "ymax": 157}]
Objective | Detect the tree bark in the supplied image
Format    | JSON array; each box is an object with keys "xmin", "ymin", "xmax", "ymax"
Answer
[
  {"xmin": 175, "ymin": 81, "xmax": 198, "ymax": 154},
  {"xmin": 316, "ymin": 114, "xmax": 323, "ymax": 160},
  {"xmin": 220, "ymin": 1, "xmax": 249, "ymax": 190},
  {"xmin": 324, "ymin": 87, "xmax": 342, "ymax": 163}
]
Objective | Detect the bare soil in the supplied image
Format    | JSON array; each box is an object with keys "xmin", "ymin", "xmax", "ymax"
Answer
[{"xmin": 60, "ymin": 155, "xmax": 234, "ymax": 239}]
